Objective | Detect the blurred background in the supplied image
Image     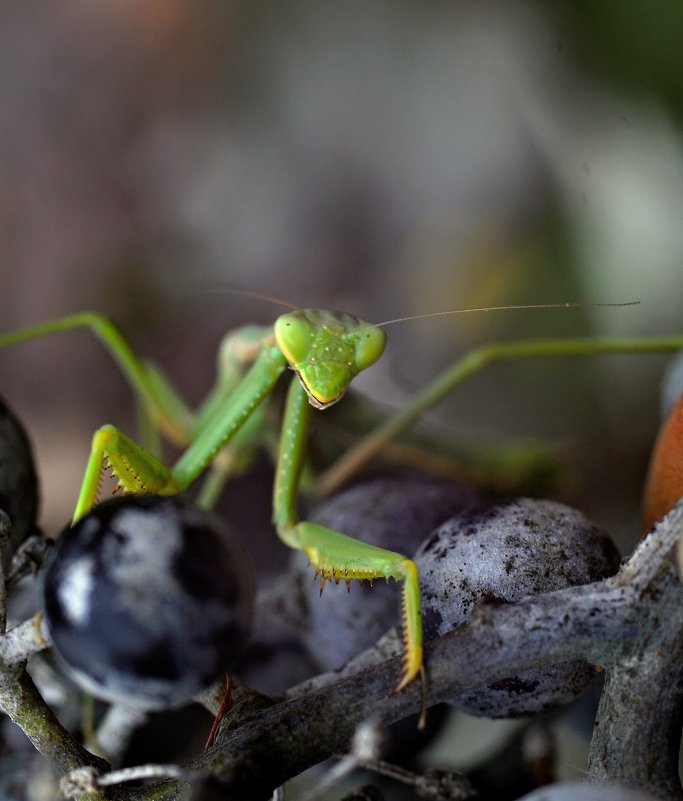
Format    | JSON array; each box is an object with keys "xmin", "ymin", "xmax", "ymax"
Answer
[
  {"xmin": 1, "ymin": 0, "xmax": 682, "ymax": 794},
  {"xmin": 3, "ymin": 0, "xmax": 683, "ymax": 542},
  {"xmin": 1, "ymin": 0, "xmax": 682, "ymax": 541}
]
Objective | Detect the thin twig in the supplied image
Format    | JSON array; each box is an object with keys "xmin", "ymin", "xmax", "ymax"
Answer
[{"xmin": 0, "ymin": 614, "xmax": 50, "ymax": 665}]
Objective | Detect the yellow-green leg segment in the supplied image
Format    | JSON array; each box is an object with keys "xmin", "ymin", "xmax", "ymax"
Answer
[
  {"xmin": 73, "ymin": 425, "xmax": 183, "ymax": 523},
  {"xmin": 273, "ymin": 379, "xmax": 423, "ymax": 691},
  {"xmin": 73, "ymin": 344, "xmax": 289, "ymax": 522}
]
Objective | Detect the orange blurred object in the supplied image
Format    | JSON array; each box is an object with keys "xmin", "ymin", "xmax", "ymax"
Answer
[{"xmin": 643, "ymin": 393, "xmax": 683, "ymax": 532}]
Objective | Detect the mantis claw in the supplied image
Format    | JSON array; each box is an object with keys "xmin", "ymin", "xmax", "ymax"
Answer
[{"xmin": 392, "ymin": 664, "xmax": 428, "ymax": 731}]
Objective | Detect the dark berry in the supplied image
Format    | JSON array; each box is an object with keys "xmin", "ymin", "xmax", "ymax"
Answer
[
  {"xmin": 43, "ymin": 495, "xmax": 254, "ymax": 709},
  {"xmin": 415, "ymin": 498, "xmax": 621, "ymax": 716},
  {"xmin": 0, "ymin": 396, "xmax": 39, "ymax": 565}
]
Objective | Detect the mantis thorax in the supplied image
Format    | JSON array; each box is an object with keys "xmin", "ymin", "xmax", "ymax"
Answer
[{"xmin": 274, "ymin": 309, "xmax": 386, "ymax": 409}]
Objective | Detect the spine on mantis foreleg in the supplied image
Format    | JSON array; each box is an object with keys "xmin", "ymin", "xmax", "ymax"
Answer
[{"xmin": 72, "ymin": 343, "xmax": 288, "ymax": 522}]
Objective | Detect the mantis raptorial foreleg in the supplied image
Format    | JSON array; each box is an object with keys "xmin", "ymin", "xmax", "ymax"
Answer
[
  {"xmin": 272, "ymin": 378, "xmax": 422, "ymax": 690},
  {"xmin": 71, "ymin": 342, "xmax": 287, "ymax": 516},
  {"xmin": 73, "ymin": 425, "xmax": 182, "ymax": 522},
  {"xmin": 0, "ymin": 314, "xmax": 274, "ymax": 507}
]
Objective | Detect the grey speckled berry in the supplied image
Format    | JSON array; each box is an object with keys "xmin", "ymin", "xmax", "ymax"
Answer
[
  {"xmin": 415, "ymin": 498, "xmax": 620, "ymax": 717},
  {"xmin": 517, "ymin": 781, "xmax": 661, "ymax": 801},
  {"xmin": 0, "ymin": 397, "xmax": 38, "ymax": 566},
  {"xmin": 43, "ymin": 495, "xmax": 254, "ymax": 709},
  {"xmin": 295, "ymin": 472, "xmax": 479, "ymax": 671}
]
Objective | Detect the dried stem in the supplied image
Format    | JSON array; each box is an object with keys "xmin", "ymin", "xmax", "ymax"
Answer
[{"xmin": 0, "ymin": 494, "xmax": 678, "ymax": 800}]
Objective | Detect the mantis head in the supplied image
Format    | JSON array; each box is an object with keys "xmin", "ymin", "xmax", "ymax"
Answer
[
  {"xmin": 270, "ymin": 299, "xmax": 640, "ymax": 410},
  {"xmin": 274, "ymin": 309, "xmax": 386, "ymax": 409}
]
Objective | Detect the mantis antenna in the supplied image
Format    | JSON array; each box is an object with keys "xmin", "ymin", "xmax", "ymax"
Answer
[
  {"xmin": 186, "ymin": 282, "xmax": 640, "ymax": 327},
  {"xmin": 368, "ymin": 300, "xmax": 641, "ymax": 331},
  {"xmin": 183, "ymin": 281, "xmax": 303, "ymax": 312}
]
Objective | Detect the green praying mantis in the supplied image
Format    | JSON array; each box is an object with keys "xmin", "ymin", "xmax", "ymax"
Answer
[{"xmin": 1, "ymin": 294, "xmax": 682, "ymax": 693}]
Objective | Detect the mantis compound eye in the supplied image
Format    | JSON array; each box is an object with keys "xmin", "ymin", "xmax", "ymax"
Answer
[
  {"xmin": 274, "ymin": 312, "xmax": 313, "ymax": 366},
  {"xmin": 352, "ymin": 326, "xmax": 386, "ymax": 372},
  {"xmin": 42, "ymin": 495, "xmax": 254, "ymax": 709}
]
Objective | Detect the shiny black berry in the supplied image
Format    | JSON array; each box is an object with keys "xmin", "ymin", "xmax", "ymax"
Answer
[
  {"xmin": 43, "ymin": 494, "xmax": 254, "ymax": 709},
  {"xmin": 0, "ymin": 396, "xmax": 39, "ymax": 566}
]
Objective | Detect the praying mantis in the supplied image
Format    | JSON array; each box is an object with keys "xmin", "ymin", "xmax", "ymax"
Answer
[{"xmin": 1, "ymin": 296, "xmax": 682, "ymax": 693}]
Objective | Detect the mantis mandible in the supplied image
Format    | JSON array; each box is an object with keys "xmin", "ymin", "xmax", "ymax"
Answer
[{"xmin": 1, "ymin": 296, "xmax": 682, "ymax": 693}]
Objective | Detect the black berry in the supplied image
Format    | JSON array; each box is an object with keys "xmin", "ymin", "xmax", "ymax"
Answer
[{"xmin": 43, "ymin": 494, "xmax": 254, "ymax": 709}]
